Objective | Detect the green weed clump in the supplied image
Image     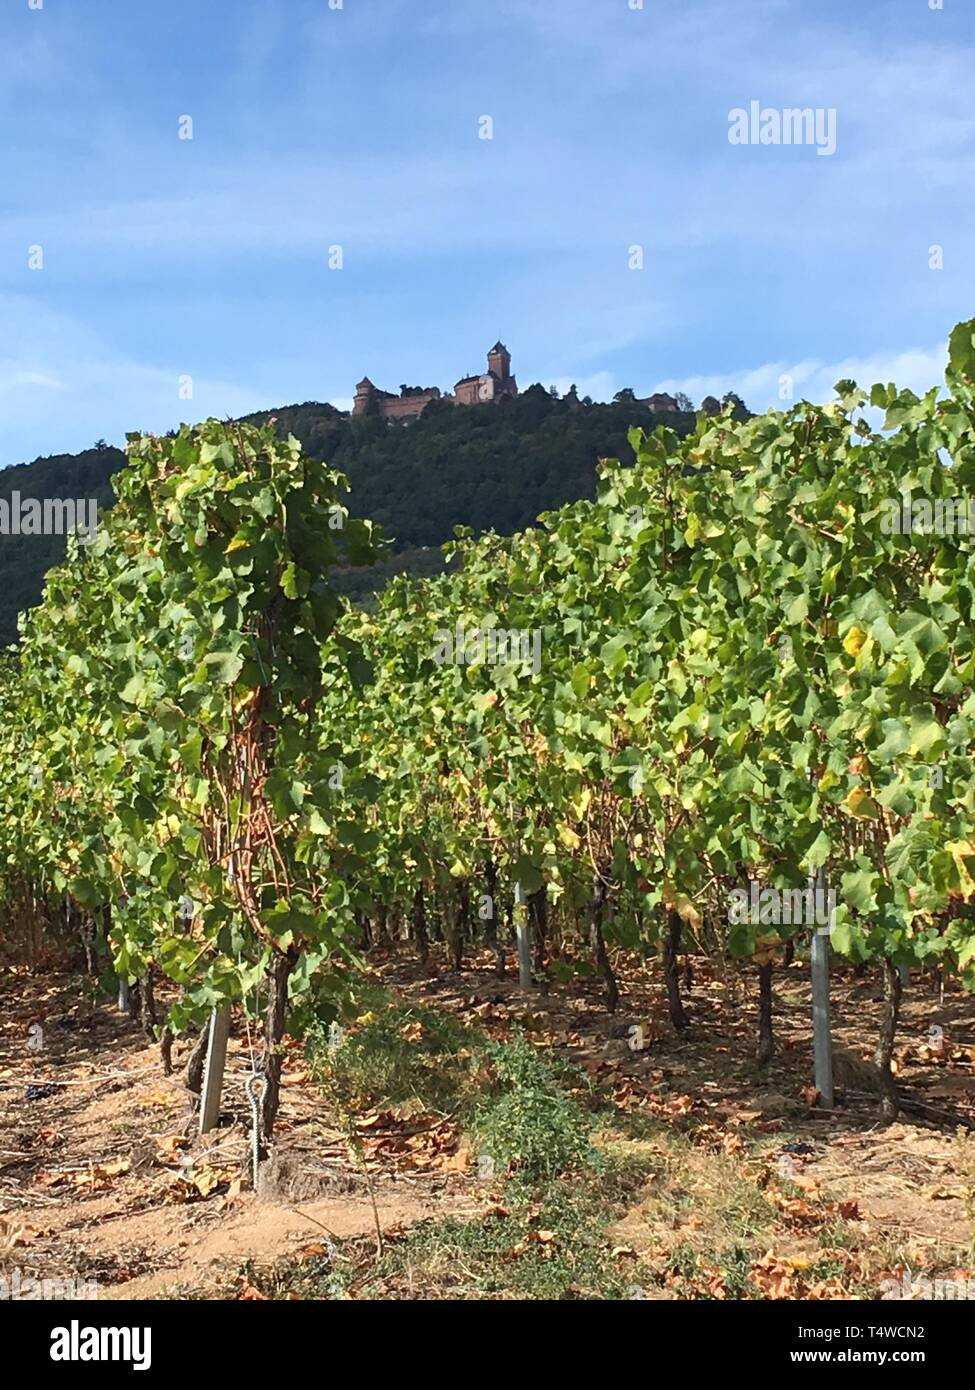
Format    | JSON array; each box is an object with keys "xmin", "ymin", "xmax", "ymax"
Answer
[{"xmin": 473, "ymin": 1032, "xmax": 601, "ymax": 1188}]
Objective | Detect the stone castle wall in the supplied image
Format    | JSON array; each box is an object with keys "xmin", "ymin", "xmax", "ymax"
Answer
[{"xmin": 374, "ymin": 391, "xmax": 441, "ymax": 422}]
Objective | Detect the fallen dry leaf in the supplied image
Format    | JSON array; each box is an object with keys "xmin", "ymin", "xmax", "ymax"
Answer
[
  {"xmin": 138, "ymin": 1090, "xmax": 175, "ymax": 1107},
  {"xmin": 434, "ymin": 1145, "xmax": 471, "ymax": 1174},
  {"xmin": 771, "ymin": 1190, "xmax": 821, "ymax": 1225},
  {"xmin": 71, "ymin": 1158, "xmax": 131, "ymax": 1190},
  {"xmin": 169, "ymin": 1163, "xmax": 237, "ymax": 1201},
  {"xmin": 510, "ymin": 1228, "xmax": 559, "ymax": 1258},
  {"xmin": 217, "ymin": 1177, "xmax": 244, "ymax": 1210},
  {"xmin": 749, "ymin": 1251, "xmax": 803, "ymax": 1299},
  {"xmin": 156, "ymin": 1134, "xmax": 190, "ymax": 1159},
  {"xmin": 94, "ymin": 1158, "xmax": 130, "ymax": 1177}
]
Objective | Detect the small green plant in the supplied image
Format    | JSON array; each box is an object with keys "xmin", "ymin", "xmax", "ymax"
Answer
[
  {"xmin": 719, "ymin": 1243, "xmax": 752, "ymax": 1299},
  {"xmin": 667, "ymin": 1241, "xmax": 700, "ymax": 1280},
  {"xmin": 805, "ymin": 1254, "xmax": 851, "ymax": 1285},
  {"xmin": 473, "ymin": 1032, "xmax": 601, "ymax": 1189}
]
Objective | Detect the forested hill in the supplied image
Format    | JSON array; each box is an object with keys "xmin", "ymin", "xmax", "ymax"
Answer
[
  {"xmin": 241, "ymin": 387, "xmax": 697, "ymax": 547},
  {"xmin": 0, "ymin": 443, "xmax": 123, "ymax": 646},
  {"xmin": 239, "ymin": 386, "xmax": 706, "ymax": 602},
  {"xmin": 0, "ymin": 386, "xmax": 706, "ymax": 642}
]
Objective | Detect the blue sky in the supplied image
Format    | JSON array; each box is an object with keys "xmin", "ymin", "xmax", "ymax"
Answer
[{"xmin": 1, "ymin": 0, "xmax": 972, "ymax": 467}]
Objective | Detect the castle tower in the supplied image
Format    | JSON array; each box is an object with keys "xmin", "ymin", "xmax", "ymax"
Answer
[
  {"xmin": 487, "ymin": 341, "xmax": 511, "ymax": 382},
  {"xmin": 353, "ymin": 376, "xmax": 375, "ymax": 417}
]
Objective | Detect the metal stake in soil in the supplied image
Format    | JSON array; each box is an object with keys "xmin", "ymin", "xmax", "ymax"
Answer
[
  {"xmin": 199, "ymin": 1005, "xmax": 230, "ymax": 1135},
  {"xmin": 514, "ymin": 882, "xmax": 532, "ymax": 989},
  {"xmin": 810, "ymin": 870, "xmax": 834, "ymax": 1109}
]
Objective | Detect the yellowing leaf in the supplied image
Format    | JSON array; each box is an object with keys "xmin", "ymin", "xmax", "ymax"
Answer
[
  {"xmin": 844, "ymin": 786, "xmax": 881, "ymax": 820},
  {"xmin": 663, "ymin": 884, "xmax": 702, "ymax": 931},
  {"xmin": 557, "ymin": 824, "xmax": 582, "ymax": 851},
  {"xmin": 843, "ymin": 626, "xmax": 867, "ymax": 656},
  {"xmin": 945, "ymin": 841, "xmax": 975, "ymax": 897}
]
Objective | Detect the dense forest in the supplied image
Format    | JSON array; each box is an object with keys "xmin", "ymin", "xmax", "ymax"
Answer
[{"xmin": 0, "ymin": 388, "xmax": 712, "ymax": 642}]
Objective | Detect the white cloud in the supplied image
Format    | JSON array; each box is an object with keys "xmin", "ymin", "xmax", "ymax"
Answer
[
  {"xmin": 0, "ymin": 365, "xmax": 63, "ymax": 397},
  {"xmin": 654, "ymin": 343, "xmax": 949, "ymax": 414}
]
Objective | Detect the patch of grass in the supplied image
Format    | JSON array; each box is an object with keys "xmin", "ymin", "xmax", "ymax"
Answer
[
  {"xmin": 309, "ymin": 992, "xmax": 603, "ymax": 1194},
  {"xmin": 207, "ymin": 1147, "xmax": 662, "ymax": 1302},
  {"xmin": 597, "ymin": 1122, "xmax": 783, "ymax": 1295},
  {"xmin": 615, "ymin": 1111, "xmax": 673, "ymax": 1145},
  {"xmin": 306, "ymin": 988, "xmax": 480, "ymax": 1117},
  {"xmin": 720, "ymin": 1172, "xmax": 779, "ymax": 1240},
  {"xmin": 817, "ymin": 1218, "xmax": 858, "ymax": 1252},
  {"xmin": 357, "ymin": 1157, "xmax": 658, "ymax": 1301},
  {"xmin": 174, "ymin": 1250, "xmax": 354, "ymax": 1301},
  {"xmin": 591, "ymin": 1133, "xmax": 669, "ymax": 1196}
]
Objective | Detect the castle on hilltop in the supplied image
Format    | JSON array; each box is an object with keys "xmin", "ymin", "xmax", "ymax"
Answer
[
  {"xmin": 353, "ymin": 341, "xmax": 519, "ymax": 423},
  {"xmin": 352, "ymin": 341, "xmax": 704, "ymax": 424}
]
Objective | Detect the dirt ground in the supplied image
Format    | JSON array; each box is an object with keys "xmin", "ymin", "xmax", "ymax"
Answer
[{"xmin": 1, "ymin": 950, "xmax": 973, "ymax": 1299}]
